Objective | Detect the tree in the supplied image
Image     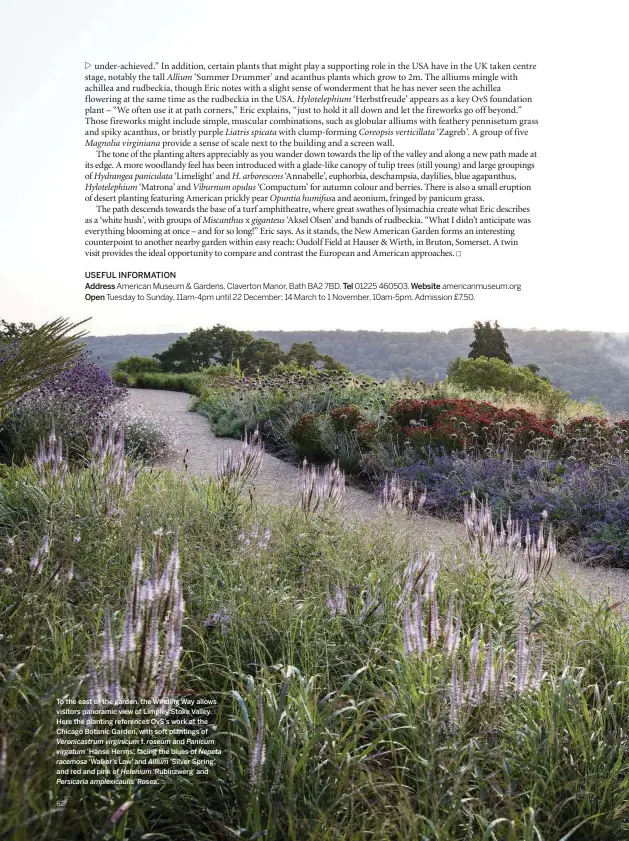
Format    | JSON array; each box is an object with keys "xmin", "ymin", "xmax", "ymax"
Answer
[
  {"xmin": 320, "ymin": 354, "xmax": 349, "ymax": 373},
  {"xmin": 287, "ymin": 341, "xmax": 321, "ymax": 368},
  {"xmin": 207, "ymin": 324, "xmax": 254, "ymax": 366},
  {"xmin": 468, "ymin": 321, "xmax": 513, "ymax": 364},
  {"xmin": 114, "ymin": 355, "xmax": 162, "ymax": 375},
  {"xmin": 524, "ymin": 362, "xmax": 540, "ymax": 375},
  {"xmin": 154, "ymin": 334, "xmax": 200, "ymax": 372},
  {"xmin": 240, "ymin": 338, "xmax": 285, "ymax": 375},
  {"xmin": 154, "ymin": 325, "xmax": 254, "ymax": 372},
  {"xmin": 0, "ymin": 319, "xmax": 36, "ymax": 341},
  {"xmin": 0, "ymin": 317, "xmax": 88, "ymax": 418},
  {"xmin": 447, "ymin": 356, "xmax": 559, "ymax": 397}
]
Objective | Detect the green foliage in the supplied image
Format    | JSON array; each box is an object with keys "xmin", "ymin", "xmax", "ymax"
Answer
[
  {"xmin": 125, "ymin": 367, "xmax": 245, "ymax": 395},
  {"xmin": 151, "ymin": 328, "xmax": 346, "ymax": 379},
  {"xmin": 289, "ymin": 412, "xmax": 326, "ymax": 460},
  {"xmin": 197, "ymin": 363, "xmax": 242, "ymax": 380},
  {"xmin": 321, "ymin": 353, "xmax": 350, "ymax": 373},
  {"xmin": 113, "ymin": 354, "xmax": 162, "ymax": 375},
  {"xmin": 524, "ymin": 362, "xmax": 541, "ymax": 376},
  {"xmin": 240, "ymin": 337, "xmax": 285, "ymax": 374},
  {"xmin": 287, "ymin": 340, "xmax": 321, "ymax": 367},
  {"xmin": 469, "ymin": 320, "xmax": 513, "ymax": 364},
  {"xmin": 130, "ymin": 371, "xmax": 206, "ymax": 394},
  {"xmin": 447, "ymin": 357, "xmax": 570, "ymax": 417},
  {"xmin": 83, "ymin": 328, "xmax": 629, "ymax": 412},
  {"xmin": 448, "ymin": 356, "xmax": 551, "ymax": 394},
  {"xmin": 155, "ymin": 324, "xmax": 254, "ymax": 372},
  {"xmin": 0, "ymin": 319, "xmax": 36, "ymax": 341}
]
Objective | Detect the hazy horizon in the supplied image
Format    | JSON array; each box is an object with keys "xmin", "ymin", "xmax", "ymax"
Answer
[{"xmin": 82, "ymin": 325, "xmax": 629, "ymax": 338}]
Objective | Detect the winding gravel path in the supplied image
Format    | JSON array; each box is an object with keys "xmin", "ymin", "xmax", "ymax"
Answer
[{"xmin": 126, "ymin": 388, "xmax": 629, "ymax": 609}]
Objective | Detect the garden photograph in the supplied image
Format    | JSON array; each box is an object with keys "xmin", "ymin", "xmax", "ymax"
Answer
[{"xmin": 1, "ymin": 317, "xmax": 628, "ymax": 840}]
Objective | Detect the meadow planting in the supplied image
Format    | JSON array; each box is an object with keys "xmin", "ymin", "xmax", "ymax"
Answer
[
  {"xmin": 1, "ymin": 426, "xmax": 629, "ymax": 839},
  {"xmin": 2, "ymin": 327, "xmax": 629, "ymax": 839},
  {"xmin": 197, "ymin": 371, "xmax": 629, "ymax": 565}
]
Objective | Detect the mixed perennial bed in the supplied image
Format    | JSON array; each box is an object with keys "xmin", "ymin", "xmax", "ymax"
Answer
[
  {"xmin": 0, "ymin": 427, "xmax": 628, "ymax": 839},
  {"xmin": 197, "ymin": 373, "xmax": 629, "ymax": 566}
]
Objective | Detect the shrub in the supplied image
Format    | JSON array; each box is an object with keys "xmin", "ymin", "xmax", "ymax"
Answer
[
  {"xmin": 113, "ymin": 355, "xmax": 162, "ymax": 375},
  {"xmin": 356, "ymin": 422, "xmax": 379, "ymax": 446},
  {"xmin": 131, "ymin": 371, "xmax": 206, "ymax": 394},
  {"xmin": 107, "ymin": 402, "xmax": 177, "ymax": 462},
  {"xmin": 448, "ymin": 356, "xmax": 553, "ymax": 394},
  {"xmin": 447, "ymin": 357, "xmax": 571, "ymax": 418},
  {"xmin": 397, "ymin": 452, "xmax": 629, "ymax": 564},
  {"xmin": 329, "ymin": 404, "xmax": 363, "ymax": 431},
  {"xmin": 289, "ymin": 412, "xmax": 326, "ymax": 460},
  {"xmin": 390, "ymin": 398, "xmax": 556, "ymax": 458},
  {"xmin": 112, "ymin": 370, "xmax": 129, "ymax": 385}
]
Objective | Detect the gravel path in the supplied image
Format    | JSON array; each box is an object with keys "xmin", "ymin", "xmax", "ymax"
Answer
[{"xmin": 127, "ymin": 388, "xmax": 629, "ymax": 609}]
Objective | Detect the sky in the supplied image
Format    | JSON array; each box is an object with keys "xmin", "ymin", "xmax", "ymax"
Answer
[{"xmin": 1, "ymin": 0, "xmax": 626, "ymax": 337}]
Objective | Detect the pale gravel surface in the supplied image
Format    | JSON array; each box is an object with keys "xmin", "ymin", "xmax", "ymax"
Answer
[{"xmin": 128, "ymin": 388, "xmax": 629, "ymax": 609}]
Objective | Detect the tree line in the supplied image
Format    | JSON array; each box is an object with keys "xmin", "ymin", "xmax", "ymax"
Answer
[{"xmin": 82, "ymin": 325, "xmax": 629, "ymax": 411}]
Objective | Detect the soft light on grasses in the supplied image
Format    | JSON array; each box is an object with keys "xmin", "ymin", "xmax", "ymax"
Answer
[
  {"xmin": 380, "ymin": 472, "xmax": 426, "ymax": 515},
  {"xmin": 85, "ymin": 534, "xmax": 184, "ymax": 717},
  {"xmin": 217, "ymin": 430, "xmax": 264, "ymax": 489},
  {"xmin": 464, "ymin": 491, "xmax": 556, "ymax": 583},
  {"xmin": 299, "ymin": 459, "xmax": 346, "ymax": 513},
  {"xmin": 0, "ymin": 441, "xmax": 628, "ymax": 840}
]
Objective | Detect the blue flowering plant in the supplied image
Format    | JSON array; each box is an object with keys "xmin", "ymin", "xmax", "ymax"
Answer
[
  {"xmin": 0, "ymin": 359, "xmax": 127, "ymax": 463},
  {"xmin": 397, "ymin": 450, "xmax": 629, "ymax": 565}
]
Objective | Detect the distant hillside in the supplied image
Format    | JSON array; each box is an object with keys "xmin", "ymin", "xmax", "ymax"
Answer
[
  {"xmin": 85, "ymin": 329, "xmax": 629, "ymax": 412},
  {"xmin": 85, "ymin": 333, "xmax": 185, "ymax": 370}
]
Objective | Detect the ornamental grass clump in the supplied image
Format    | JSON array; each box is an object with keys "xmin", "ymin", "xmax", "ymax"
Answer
[
  {"xmin": 299, "ymin": 459, "xmax": 346, "ymax": 513},
  {"xmin": 89, "ymin": 424, "xmax": 137, "ymax": 517},
  {"xmin": 32, "ymin": 429, "xmax": 68, "ymax": 487},
  {"xmin": 463, "ymin": 491, "xmax": 556, "ymax": 581},
  {"xmin": 217, "ymin": 432, "xmax": 264, "ymax": 490},
  {"xmin": 380, "ymin": 473, "xmax": 426, "ymax": 515},
  {"xmin": 395, "ymin": 541, "xmax": 546, "ymax": 724},
  {"xmin": 85, "ymin": 534, "xmax": 184, "ymax": 716},
  {"xmin": 448, "ymin": 620, "xmax": 545, "ymax": 725}
]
